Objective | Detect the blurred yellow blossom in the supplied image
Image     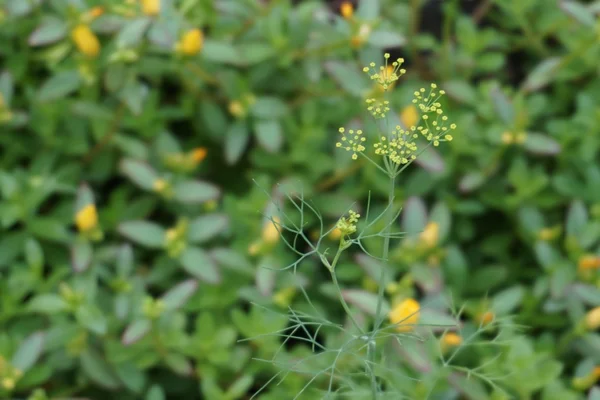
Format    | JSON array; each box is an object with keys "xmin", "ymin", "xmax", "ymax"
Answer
[
  {"xmin": 190, "ymin": 147, "xmax": 207, "ymax": 164},
  {"xmin": 340, "ymin": 2, "xmax": 353, "ymax": 19},
  {"xmin": 88, "ymin": 6, "xmax": 104, "ymax": 19},
  {"xmin": 585, "ymin": 307, "xmax": 600, "ymax": 330},
  {"xmin": 153, "ymin": 178, "xmax": 168, "ymax": 193},
  {"xmin": 441, "ymin": 332, "xmax": 462, "ymax": 347},
  {"xmin": 176, "ymin": 29, "xmax": 203, "ymax": 56},
  {"xmin": 329, "ymin": 227, "xmax": 342, "ymax": 241},
  {"xmin": 477, "ymin": 310, "xmax": 495, "ymax": 326},
  {"xmin": 262, "ymin": 217, "xmax": 281, "ymax": 244},
  {"xmin": 400, "ymin": 104, "xmax": 419, "ymax": 128},
  {"xmin": 75, "ymin": 204, "xmax": 98, "ymax": 233},
  {"xmin": 419, "ymin": 222, "xmax": 439, "ymax": 248},
  {"xmin": 141, "ymin": 0, "xmax": 160, "ymax": 16},
  {"xmin": 71, "ymin": 24, "xmax": 100, "ymax": 58},
  {"xmin": 579, "ymin": 255, "xmax": 600, "ymax": 272},
  {"xmin": 389, "ymin": 298, "xmax": 420, "ymax": 332}
]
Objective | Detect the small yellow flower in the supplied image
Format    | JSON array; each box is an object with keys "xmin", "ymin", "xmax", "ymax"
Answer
[
  {"xmin": 153, "ymin": 178, "xmax": 168, "ymax": 193},
  {"xmin": 400, "ymin": 105, "xmax": 419, "ymax": 128},
  {"xmin": 75, "ymin": 204, "xmax": 98, "ymax": 233},
  {"xmin": 441, "ymin": 332, "xmax": 462, "ymax": 347},
  {"xmin": 176, "ymin": 29, "xmax": 203, "ymax": 56},
  {"xmin": 389, "ymin": 298, "xmax": 420, "ymax": 332},
  {"xmin": 477, "ymin": 310, "xmax": 495, "ymax": 326},
  {"xmin": 248, "ymin": 240, "xmax": 261, "ymax": 256},
  {"xmin": 2, "ymin": 377, "xmax": 15, "ymax": 390},
  {"xmin": 579, "ymin": 255, "xmax": 600, "ymax": 272},
  {"xmin": 190, "ymin": 147, "xmax": 207, "ymax": 164},
  {"xmin": 88, "ymin": 6, "xmax": 104, "ymax": 19},
  {"xmin": 419, "ymin": 222, "xmax": 439, "ymax": 248},
  {"xmin": 501, "ymin": 131, "xmax": 514, "ymax": 144},
  {"xmin": 340, "ymin": 1, "xmax": 353, "ymax": 19},
  {"xmin": 385, "ymin": 281, "xmax": 398, "ymax": 295},
  {"xmin": 273, "ymin": 287, "xmax": 296, "ymax": 308},
  {"xmin": 228, "ymin": 100, "xmax": 246, "ymax": 118},
  {"xmin": 586, "ymin": 307, "xmax": 600, "ymax": 330},
  {"xmin": 329, "ymin": 227, "xmax": 342, "ymax": 241},
  {"xmin": 71, "ymin": 24, "xmax": 100, "ymax": 58},
  {"xmin": 141, "ymin": 0, "xmax": 160, "ymax": 16},
  {"xmin": 262, "ymin": 217, "xmax": 281, "ymax": 244}
]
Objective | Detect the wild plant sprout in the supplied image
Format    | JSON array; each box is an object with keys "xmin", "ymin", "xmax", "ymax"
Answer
[{"xmin": 249, "ymin": 55, "xmax": 510, "ymax": 399}]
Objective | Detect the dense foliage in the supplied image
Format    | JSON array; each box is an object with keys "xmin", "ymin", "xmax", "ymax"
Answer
[{"xmin": 1, "ymin": 0, "xmax": 600, "ymax": 399}]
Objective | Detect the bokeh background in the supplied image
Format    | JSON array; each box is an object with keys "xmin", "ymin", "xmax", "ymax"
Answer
[{"xmin": 1, "ymin": 0, "xmax": 600, "ymax": 399}]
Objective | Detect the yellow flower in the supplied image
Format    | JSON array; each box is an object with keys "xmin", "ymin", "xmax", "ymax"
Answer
[
  {"xmin": 419, "ymin": 222, "xmax": 439, "ymax": 248},
  {"xmin": 190, "ymin": 147, "xmax": 207, "ymax": 164},
  {"xmin": 153, "ymin": 178, "xmax": 168, "ymax": 193},
  {"xmin": 176, "ymin": 29, "xmax": 203, "ymax": 56},
  {"xmin": 141, "ymin": 0, "xmax": 160, "ymax": 16},
  {"xmin": 75, "ymin": 204, "xmax": 98, "ymax": 233},
  {"xmin": 340, "ymin": 1, "xmax": 353, "ymax": 19},
  {"xmin": 2, "ymin": 377, "xmax": 15, "ymax": 391},
  {"xmin": 329, "ymin": 227, "xmax": 342, "ymax": 241},
  {"xmin": 248, "ymin": 240, "xmax": 261, "ymax": 256},
  {"xmin": 262, "ymin": 217, "xmax": 280, "ymax": 244},
  {"xmin": 441, "ymin": 332, "xmax": 462, "ymax": 347},
  {"xmin": 228, "ymin": 100, "xmax": 246, "ymax": 118},
  {"xmin": 389, "ymin": 298, "xmax": 420, "ymax": 332},
  {"xmin": 538, "ymin": 227, "xmax": 555, "ymax": 241},
  {"xmin": 477, "ymin": 310, "xmax": 495, "ymax": 326},
  {"xmin": 586, "ymin": 307, "xmax": 600, "ymax": 330},
  {"xmin": 579, "ymin": 255, "xmax": 600, "ymax": 271},
  {"xmin": 400, "ymin": 105, "xmax": 419, "ymax": 128},
  {"xmin": 501, "ymin": 131, "xmax": 514, "ymax": 144},
  {"xmin": 88, "ymin": 6, "xmax": 104, "ymax": 19},
  {"xmin": 71, "ymin": 24, "xmax": 100, "ymax": 58}
]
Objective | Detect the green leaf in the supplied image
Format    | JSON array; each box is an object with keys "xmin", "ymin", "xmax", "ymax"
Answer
[
  {"xmin": 28, "ymin": 294, "xmax": 67, "ymax": 314},
  {"xmin": 239, "ymin": 43, "xmax": 275, "ymax": 65},
  {"xmin": 492, "ymin": 285, "xmax": 525, "ymax": 314},
  {"xmin": 367, "ymin": 30, "xmax": 406, "ymax": 48},
  {"xmin": 490, "ymin": 85, "xmax": 514, "ymax": 124},
  {"xmin": 573, "ymin": 284, "xmax": 600, "ymax": 306},
  {"xmin": 24, "ymin": 238, "xmax": 44, "ymax": 270},
  {"xmin": 11, "ymin": 332, "xmax": 45, "ymax": 372},
  {"xmin": 120, "ymin": 159, "xmax": 157, "ymax": 190},
  {"xmin": 443, "ymin": 80, "xmax": 477, "ymax": 105},
  {"xmin": 29, "ymin": 17, "xmax": 67, "ymax": 46},
  {"xmin": 210, "ymin": 248, "xmax": 253, "ymax": 275},
  {"xmin": 115, "ymin": 362, "xmax": 146, "ymax": 393},
  {"xmin": 225, "ymin": 122, "xmax": 249, "ymax": 165},
  {"xmin": 325, "ymin": 61, "xmax": 369, "ymax": 97},
  {"xmin": 75, "ymin": 183, "xmax": 95, "ymax": 211},
  {"xmin": 342, "ymin": 290, "xmax": 390, "ymax": 315},
  {"xmin": 524, "ymin": 132, "xmax": 560, "ymax": 155},
  {"xmin": 116, "ymin": 17, "xmax": 151, "ymax": 47},
  {"xmin": 173, "ymin": 180, "xmax": 220, "ymax": 204},
  {"xmin": 28, "ymin": 218, "xmax": 71, "ymax": 243},
  {"xmin": 179, "ymin": 247, "xmax": 220, "ymax": 284},
  {"xmin": 162, "ymin": 279, "xmax": 198, "ymax": 310},
  {"xmin": 522, "ymin": 57, "xmax": 561, "ymax": 93},
  {"xmin": 250, "ymin": 97, "xmax": 288, "ymax": 119},
  {"xmin": 71, "ymin": 238, "xmax": 93, "ymax": 273},
  {"xmin": 119, "ymin": 82, "xmax": 149, "ymax": 116},
  {"xmin": 202, "ymin": 40, "xmax": 240, "ymax": 64},
  {"xmin": 80, "ymin": 349, "xmax": 121, "ymax": 389},
  {"xmin": 187, "ymin": 214, "xmax": 229, "ymax": 243},
  {"xmin": 76, "ymin": 304, "xmax": 108, "ymax": 335},
  {"xmin": 566, "ymin": 200, "xmax": 587, "ymax": 237},
  {"xmin": 414, "ymin": 146, "xmax": 445, "ymax": 173},
  {"xmin": 122, "ymin": 319, "xmax": 151, "ymax": 345},
  {"xmin": 119, "ymin": 221, "xmax": 165, "ymax": 248},
  {"xmin": 402, "ymin": 196, "xmax": 427, "ymax": 234},
  {"xmin": 116, "ymin": 244, "xmax": 134, "ymax": 276},
  {"xmin": 164, "ymin": 353, "xmax": 193, "ymax": 376},
  {"xmin": 254, "ymin": 120, "xmax": 283, "ymax": 153},
  {"xmin": 459, "ymin": 172, "xmax": 486, "ymax": 193},
  {"xmin": 430, "ymin": 202, "xmax": 451, "ymax": 242},
  {"xmin": 38, "ymin": 70, "xmax": 81, "ymax": 102},
  {"xmin": 560, "ymin": 1, "xmax": 595, "ymax": 27},
  {"xmin": 226, "ymin": 375, "xmax": 254, "ymax": 399},
  {"xmin": 146, "ymin": 385, "xmax": 166, "ymax": 400}
]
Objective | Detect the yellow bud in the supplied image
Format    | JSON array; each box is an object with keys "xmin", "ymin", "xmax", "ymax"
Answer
[
  {"xmin": 2, "ymin": 377, "xmax": 15, "ymax": 390},
  {"xmin": 389, "ymin": 298, "xmax": 420, "ymax": 332},
  {"xmin": 153, "ymin": 178, "xmax": 168, "ymax": 193},
  {"xmin": 329, "ymin": 227, "xmax": 342, "ymax": 241},
  {"xmin": 177, "ymin": 29, "xmax": 203, "ymax": 56},
  {"xmin": 441, "ymin": 332, "xmax": 462, "ymax": 347},
  {"xmin": 248, "ymin": 240, "xmax": 262, "ymax": 256},
  {"xmin": 262, "ymin": 217, "xmax": 281, "ymax": 244},
  {"xmin": 228, "ymin": 100, "xmax": 246, "ymax": 118},
  {"xmin": 141, "ymin": 0, "xmax": 160, "ymax": 16},
  {"xmin": 477, "ymin": 310, "xmax": 495, "ymax": 326},
  {"xmin": 419, "ymin": 222, "xmax": 439, "ymax": 248},
  {"xmin": 88, "ymin": 6, "xmax": 104, "ymax": 19},
  {"xmin": 385, "ymin": 281, "xmax": 398, "ymax": 295},
  {"xmin": 586, "ymin": 307, "xmax": 600, "ymax": 330},
  {"xmin": 538, "ymin": 227, "xmax": 555, "ymax": 241},
  {"xmin": 75, "ymin": 204, "xmax": 98, "ymax": 233},
  {"xmin": 190, "ymin": 147, "xmax": 207, "ymax": 164},
  {"xmin": 71, "ymin": 24, "xmax": 100, "ymax": 58},
  {"xmin": 579, "ymin": 255, "xmax": 600, "ymax": 271},
  {"xmin": 340, "ymin": 2, "xmax": 353, "ymax": 19},
  {"xmin": 400, "ymin": 105, "xmax": 419, "ymax": 128},
  {"xmin": 501, "ymin": 131, "xmax": 514, "ymax": 145},
  {"xmin": 165, "ymin": 228, "xmax": 177, "ymax": 243}
]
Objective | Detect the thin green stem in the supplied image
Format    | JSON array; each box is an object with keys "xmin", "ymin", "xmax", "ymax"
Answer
[{"xmin": 329, "ymin": 244, "xmax": 364, "ymax": 335}]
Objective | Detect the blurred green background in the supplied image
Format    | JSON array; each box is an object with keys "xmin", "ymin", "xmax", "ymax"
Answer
[{"xmin": 1, "ymin": 0, "xmax": 600, "ymax": 398}]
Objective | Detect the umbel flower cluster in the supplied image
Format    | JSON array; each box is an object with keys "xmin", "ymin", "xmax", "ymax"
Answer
[{"xmin": 337, "ymin": 54, "xmax": 456, "ymax": 166}]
